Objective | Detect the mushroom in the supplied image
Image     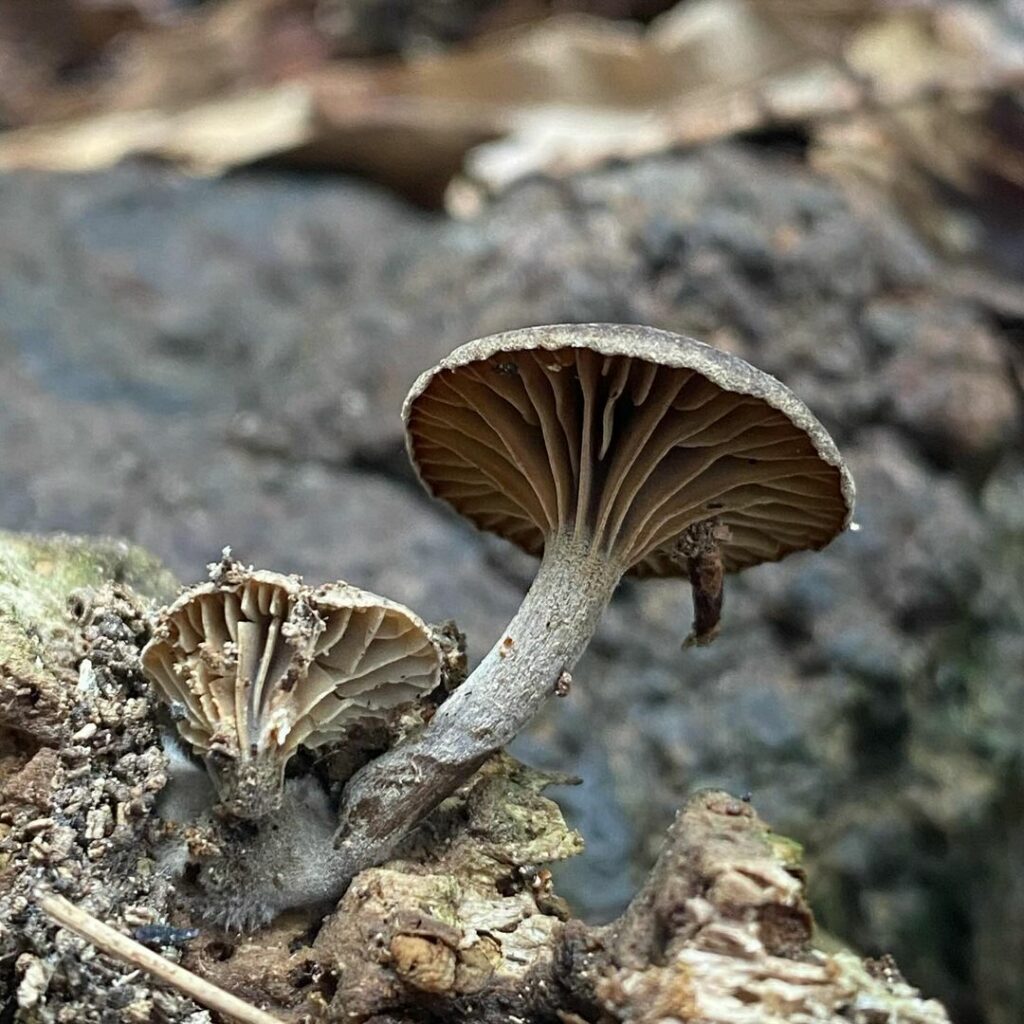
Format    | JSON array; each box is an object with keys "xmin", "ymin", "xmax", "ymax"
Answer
[
  {"xmin": 334, "ymin": 323, "xmax": 853, "ymax": 856},
  {"xmin": 141, "ymin": 559, "xmax": 441, "ymax": 819}
]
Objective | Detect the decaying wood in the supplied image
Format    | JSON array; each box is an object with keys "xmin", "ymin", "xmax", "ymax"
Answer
[
  {"xmin": 0, "ymin": 539, "xmax": 952, "ymax": 1023},
  {"xmin": 675, "ymin": 518, "xmax": 728, "ymax": 648},
  {"xmin": 305, "ymin": 784, "xmax": 950, "ymax": 1023},
  {"xmin": 562, "ymin": 792, "xmax": 949, "ymax": 1024}
]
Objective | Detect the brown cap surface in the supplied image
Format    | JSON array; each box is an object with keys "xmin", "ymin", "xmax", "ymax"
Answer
[{"xmin": 404, "ymin": 324, "xmax": 854, "ymax": 577}]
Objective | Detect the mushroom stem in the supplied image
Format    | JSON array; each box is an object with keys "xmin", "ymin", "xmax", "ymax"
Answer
[{"xmin": 334, "ymin": 530, "xmax": 623, "ymax": 863}]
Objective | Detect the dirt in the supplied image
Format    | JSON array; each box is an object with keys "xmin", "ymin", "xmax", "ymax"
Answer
[{"xmin": 0, "ymin": 557, "xmax": 193, "ymax": 1022}]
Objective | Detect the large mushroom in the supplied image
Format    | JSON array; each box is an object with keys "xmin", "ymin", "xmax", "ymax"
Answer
[
  {"xmin": 142, "ymin": 559, "xmax": 441, "ymax": 819},
  {"xmin": 335, "ymin": 323, "xmax": 853, "ymax": 858}
]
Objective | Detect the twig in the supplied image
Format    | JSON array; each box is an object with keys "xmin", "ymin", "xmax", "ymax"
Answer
[{"xmin": 35, "ymin": 892, "xmax": 284, "ymax": 1024}]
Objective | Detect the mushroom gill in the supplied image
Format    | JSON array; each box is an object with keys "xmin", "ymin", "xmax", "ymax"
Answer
[
  {"xmin": 142, "ymin": 562, "xmax": 441, "ymax": 819},
  {"xmin": 408, "ymin": 342, "xmax": 849, "ymax": 577}
]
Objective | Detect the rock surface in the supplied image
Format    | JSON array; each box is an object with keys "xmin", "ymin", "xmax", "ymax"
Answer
[{"xmin": 0, "ymin": 145, "xmax": 1020, "ymax": 1022}]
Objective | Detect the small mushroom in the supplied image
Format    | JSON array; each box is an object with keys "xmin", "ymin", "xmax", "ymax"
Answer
[
  {"xmin": 334, "ymin": 323, "xmax": 854, "ymax": 855},
  {"xmin": 141, "ymin": 561, "xmax": 441, "ymax": 819}
]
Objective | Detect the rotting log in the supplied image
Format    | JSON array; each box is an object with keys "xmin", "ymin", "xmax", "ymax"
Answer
[{"xmin": 264, "ymin": 781, "xmax": 951, "ymax": 1023}]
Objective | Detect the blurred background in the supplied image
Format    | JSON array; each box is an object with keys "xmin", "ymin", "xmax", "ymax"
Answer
[{"xmin": 0, "ymin": 0, "xmax": 1022, "ymax": 1020}]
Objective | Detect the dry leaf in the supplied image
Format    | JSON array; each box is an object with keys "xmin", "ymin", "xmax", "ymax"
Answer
[{"xmin": 0, "ymin": 0, "xmax": 1019, "ymax": 224}]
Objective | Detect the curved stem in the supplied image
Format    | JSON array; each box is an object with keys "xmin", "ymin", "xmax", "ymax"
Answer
[{"xmin": 333, "ymin": 530, "xmax": 623, "ymax": 867}]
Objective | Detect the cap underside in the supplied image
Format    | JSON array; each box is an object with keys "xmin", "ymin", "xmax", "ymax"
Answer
[
  {"xmin": 142, "ymin": 571, "xmax": 440, "ymax": 771},
  {"xmin": 404, "ymin": 324, "xmax": 853, "ymax": 577}
]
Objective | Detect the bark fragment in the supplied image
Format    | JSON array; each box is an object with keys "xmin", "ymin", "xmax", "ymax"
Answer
[{"xmin": 675, "ymin": 519, "xmax": 729, "ymax": 647}]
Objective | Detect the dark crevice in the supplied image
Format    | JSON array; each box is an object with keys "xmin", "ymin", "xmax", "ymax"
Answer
[
  {"xmin": 735, "ymin": 125, "xmax": 812, "ymax": 160},
  {"xmin": 204, "ymin": 940, "xmax": 236, "ymax": 962}
]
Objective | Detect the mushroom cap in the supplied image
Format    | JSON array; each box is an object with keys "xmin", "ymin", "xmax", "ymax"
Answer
[
  {"xmin": 403, "ymin": 324, "xmax": 854, "ymax": 577},
  {"xmin": 141, "ymin": 564, "xmax": 440, "ymax": 817}
]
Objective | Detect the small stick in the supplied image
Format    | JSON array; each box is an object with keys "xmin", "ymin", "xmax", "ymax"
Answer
[{"xmin": 35, "ymin": 892, "xmax": 283, "ymax": 1024}]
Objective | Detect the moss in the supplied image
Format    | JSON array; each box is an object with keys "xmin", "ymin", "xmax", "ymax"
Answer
[
  {"xmin": 0, "ymin": 531, "xmax": 177, "ymax": 742},
  {"xmin": 0, "ymin": 530, "xmax": 176, "ymax": 629},
  {"xmin": 422, "ymin": 753, "xmax": 585, "ymax": 886},
  {"xmin": 765, "ymin": 830, "xmax": 804, "ymax": 870}
]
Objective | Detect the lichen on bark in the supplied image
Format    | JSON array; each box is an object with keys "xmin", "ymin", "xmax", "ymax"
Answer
[{"xmin": 0, "ymin": 530, "xmax": 177, "ymax": 745}]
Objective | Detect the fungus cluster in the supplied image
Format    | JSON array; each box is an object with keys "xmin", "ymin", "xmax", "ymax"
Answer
[{"xmin": 141, "ymin": 323, "xmax": 854, "ymax": 901}]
